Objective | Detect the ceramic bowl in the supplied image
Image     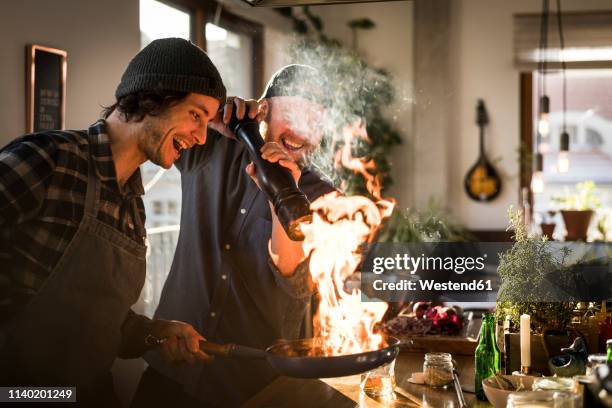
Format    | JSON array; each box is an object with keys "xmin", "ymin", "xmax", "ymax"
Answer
[{"xmin": 482, "ymin": 374, "xmax": 535, "ymax": 408}]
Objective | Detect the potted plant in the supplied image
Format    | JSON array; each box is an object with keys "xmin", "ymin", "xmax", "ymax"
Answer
[
  {"xmin": 551, "ymin": 181, "xmax": 600, "ymax": 241},
  {"xmin": 495, "ymin": 208, "xmax": 577, "ymax": 374},
  {"xmin": 540, "ymin": 210, "xmax": 557, "ymax": 240}
]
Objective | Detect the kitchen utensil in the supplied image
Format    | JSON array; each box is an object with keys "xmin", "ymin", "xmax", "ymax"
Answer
[
  {"xmin": 228, "ymin": 110, "xmax": 311, "ymax": 240},
  {"xmin": 452, "ymin": 368, "xmax": 467, "ymax": 408},
  {"xmin": 199, "ymin": 335, "xmax": 400, "ymax": 379}
]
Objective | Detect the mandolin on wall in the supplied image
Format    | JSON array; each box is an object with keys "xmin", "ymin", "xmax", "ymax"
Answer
[{"xmin": 464, "ymin": 99, "xmax": 502, "ymax": 202}]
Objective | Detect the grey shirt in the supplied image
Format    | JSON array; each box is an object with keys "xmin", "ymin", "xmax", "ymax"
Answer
[{"xmin": 145, "ymin": 129, "xmax": 334, "ymax": 407}]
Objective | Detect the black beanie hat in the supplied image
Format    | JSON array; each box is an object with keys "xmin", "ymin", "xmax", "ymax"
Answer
[
  {"xmin": 115, "ymin": 38, "xmax": 226, "ymax": 104},
  {"xmin": 261, "ymin": 64, "xmax": 327, "ymax": 106}
]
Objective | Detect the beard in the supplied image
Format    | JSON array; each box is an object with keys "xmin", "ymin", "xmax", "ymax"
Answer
[{"xmin": 139, "ymin": 120, "xmax": 167, "ymax": 167}]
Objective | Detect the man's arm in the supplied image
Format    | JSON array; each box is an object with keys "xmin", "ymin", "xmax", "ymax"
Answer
[
  {"xmin": 118, "ymin": 309, "xmax": 153, "ymax": 358},
  {"xmin": 245, "ymin": 143, "xmax": 305, "ymax": 277},
  {"xmin": 119, "ymin": 310, "xmax": 212, "ymax": 364},
  {"xmin": 0, "ymin": 135, "xmax": 57, "ymax": 322},
  {"xmin": 263, "ymin": 169, "xmax": 336, "ymax": 299},
  {"xmin": 269, "ymin": 204, "xmax": 306, "ymax": 276},
  {"xmin": 0, "ymin": 135, "xmax": 56, "ymax": 226}
]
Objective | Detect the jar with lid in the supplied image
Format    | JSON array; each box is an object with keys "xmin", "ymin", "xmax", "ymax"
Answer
[
  {"xmin": 423, "ymin": 352, "xmax": 453, "ymax": 388},
  {"xmin": 533, "ymin": 376, "xmax": 575, "ymax": 392},
  {"xmin": 506, "ymin": 391, "xmax": 579, "ymax": 408},
  {"xmin": 586, "ymin": 354, "xmax": 608, "ymax": 376}
]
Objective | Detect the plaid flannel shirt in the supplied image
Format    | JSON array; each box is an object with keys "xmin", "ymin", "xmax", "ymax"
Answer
[{"xmin": 0, "ymin": 120, "xmax": 146, "ymax": 324}]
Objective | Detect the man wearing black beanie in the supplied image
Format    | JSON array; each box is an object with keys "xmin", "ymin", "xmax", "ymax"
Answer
[
  {"xmin": 0, "ymin": 38, "xmax": 237, "ymax": 407},
  {"xmin": 132, "ymin": 64, "xmax": 335, "ymax": 407}
]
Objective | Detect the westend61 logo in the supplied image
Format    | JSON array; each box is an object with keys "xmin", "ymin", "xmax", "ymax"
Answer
[{"xmin": 371, "ymin": 253, "xmax": 487, "ymax": 275}]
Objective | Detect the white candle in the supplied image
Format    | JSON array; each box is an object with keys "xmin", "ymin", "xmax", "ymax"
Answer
[{"xmin": 520, "ymin": 314, "xmax": 531, "ymax": 369}]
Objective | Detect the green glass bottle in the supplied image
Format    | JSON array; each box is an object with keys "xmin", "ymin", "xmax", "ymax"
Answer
[
  {"xmin": 475, "ymin": 312, "xmax": 501, "ymax": 400},
  {"xmin": 607, "ymin": 339, "xmax": 612, "ymax": 363}
]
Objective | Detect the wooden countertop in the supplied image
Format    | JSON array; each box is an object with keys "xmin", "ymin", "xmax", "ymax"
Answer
[{"xmin": 244, "ymin": 351, "xmax": 494, "ymax": 408}]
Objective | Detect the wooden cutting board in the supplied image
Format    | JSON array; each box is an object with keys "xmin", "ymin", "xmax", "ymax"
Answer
[{"xmin": 398, "ymin": 335, "xmax": 478, "ymax": 356}]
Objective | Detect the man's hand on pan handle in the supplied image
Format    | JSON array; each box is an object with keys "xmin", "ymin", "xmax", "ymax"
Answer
[
  {"xmin": 209, "ymin": 96, "xmax": 262, "ymax": 139},
  {"xmin": 148, "ymin": 319, "xmax": 212, "ymax": 365}
]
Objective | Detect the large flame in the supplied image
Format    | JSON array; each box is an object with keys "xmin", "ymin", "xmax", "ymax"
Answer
[{"xmin": 301, "ymin": 120, "xmax": 394, "ymax": 356}]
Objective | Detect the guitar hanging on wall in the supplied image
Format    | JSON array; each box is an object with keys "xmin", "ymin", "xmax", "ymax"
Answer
[{"xmin": 464, "ymin": 99, "xmax": 502, "ymax": 202}]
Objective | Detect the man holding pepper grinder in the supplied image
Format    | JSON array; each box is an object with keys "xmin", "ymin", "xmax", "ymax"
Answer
[{"xmin": 132, "ymin": 64, "xmax": 334, "ymax": 407}]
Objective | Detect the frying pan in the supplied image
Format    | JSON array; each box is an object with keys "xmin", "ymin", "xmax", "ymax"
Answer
[{"xmin": 198, "ymin": 336, "xmax": 400, "ymax": 379}]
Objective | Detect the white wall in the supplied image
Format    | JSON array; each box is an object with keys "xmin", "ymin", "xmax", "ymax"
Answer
[
  {"xmin": 449, "ymin": 0, "xmax": 612, "ymax": 229},
  {"xmin": 0, "ymin": 0, "xmax": 140, "ymax": 147}
]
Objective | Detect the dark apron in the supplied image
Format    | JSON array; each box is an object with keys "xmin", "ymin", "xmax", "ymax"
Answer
[{"xmin": 0, "ymin": 132, "xmax": 146, "ymax": 407}]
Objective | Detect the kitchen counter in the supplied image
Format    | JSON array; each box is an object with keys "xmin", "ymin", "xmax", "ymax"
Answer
[{"xmin": 244, "ymin": 351, "xmax": 494, "ymax": 407}]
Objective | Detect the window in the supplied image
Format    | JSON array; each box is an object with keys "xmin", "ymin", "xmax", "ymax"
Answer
[
  {"xmin": 152, "ymin": 200, "xmax": 163, "ymax": 215},
  {"xmin": 206, "ymin": 22, "xmax": 256, "ymax": 98},
  {"xmin": 522, "ymin": 70, "xmax": 612, "ymax": 240},
  {"xmin": 204, "ymin": 9, "xmax": 263, "ymax": 99},
  {"xmin": 168, "ymin": 200, "xmax": 178, "ymax": 215},
  {"xmin": 140, "ymin": 0, "xmax": 190, "ymax": 48}
]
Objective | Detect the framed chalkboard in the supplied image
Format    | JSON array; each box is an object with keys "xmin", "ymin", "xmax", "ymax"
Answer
[{"xmin": 26, "ymin": 45, "xmax": 67, "ymax": 132}]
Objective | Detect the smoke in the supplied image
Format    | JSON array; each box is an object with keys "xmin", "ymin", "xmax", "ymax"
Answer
[{"xmin": 275, "ymin": 36, "xmax": 400, "ymax": 193}]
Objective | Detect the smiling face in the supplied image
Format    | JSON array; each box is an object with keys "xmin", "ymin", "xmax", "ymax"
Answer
[
  {"xmin": 260, "ymin": 96, "xmax": 325, "ymax": 164},
  {"xmin": 139, "ymin": 93, "xmax": 220, "ymax": 169}
]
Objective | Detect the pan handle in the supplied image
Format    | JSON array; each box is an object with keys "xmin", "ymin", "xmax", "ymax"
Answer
[{"xmin": 199, "ymin": 340, "xmax": 266, "ymax": 360}]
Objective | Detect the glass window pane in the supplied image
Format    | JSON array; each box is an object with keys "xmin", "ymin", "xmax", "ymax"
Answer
[
  {"xmin": 206, "ymin": 22, "xmax": 254, "ymax": 99},
  {"xmin": 532, "ymin": 70, "xmax": 612, "ymax": 240},
  {"xmin": 140, "ymin": 0, "xmax": 190, "ymax": 47}
]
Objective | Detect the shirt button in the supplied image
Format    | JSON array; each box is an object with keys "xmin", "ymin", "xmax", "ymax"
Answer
[
  {"xmin": 210, "ymin": 312, "xmax": 216, "ymax": 317},
  {"xmin": 221, "ymin": 274, "xmax": 227, "ymax": 280},
  {"xmin": 240, "ymin": 208, "xmax": 246, "ymax": 214},
  {"xmin": 224, "ymin": 244, "xmax": 231, "ymax": 250}
]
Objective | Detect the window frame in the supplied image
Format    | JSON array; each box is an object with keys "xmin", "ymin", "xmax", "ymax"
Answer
[
  {"xmin": 205, "ymin": 9, "xmax": 264, "ymax": 98},
  {"xmin": 159, "ymin": 0, "xmax": 264, "ymax": 97},
  {"xmin": 519, "ymin": 72, "xmax": 534, "ymax": 214}
]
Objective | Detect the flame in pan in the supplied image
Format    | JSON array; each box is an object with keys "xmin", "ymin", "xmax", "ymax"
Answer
[{"xmin": 301, "ymin": 120, "xmax": 394, "ymax": 356}]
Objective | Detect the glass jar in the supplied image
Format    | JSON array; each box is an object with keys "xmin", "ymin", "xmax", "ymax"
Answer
[
  {"xmin": 423, "ymin": 352, "xmax": 453, "ymax": 388},
  {"xmin": 507, "ymin": 391, "xmax": 555, "ymax": 407},
  {"xmin": 533, "ymin": 376, "xmax": 575, "ymax": 392},
  {"xmin": 506, "ymin": 391, "xmax": 578, "ymax": 408},
  {"xmin": 586, "ymin": 354, "xmax": 608, "ymax": 376},
  {"xmin": 360, "ymin": 360, "xmax": 396, "ymax": 398}
]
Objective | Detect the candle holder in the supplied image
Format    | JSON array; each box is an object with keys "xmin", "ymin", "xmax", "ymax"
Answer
[{"xmin": 504, "ymin": 331, "xmax": 577, "ymax": 375}]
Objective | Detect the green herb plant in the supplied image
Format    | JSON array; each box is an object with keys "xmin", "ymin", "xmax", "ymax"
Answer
[{"xmin": 495, "ymin": 207, "xmax": 576, "ymax": 333}]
